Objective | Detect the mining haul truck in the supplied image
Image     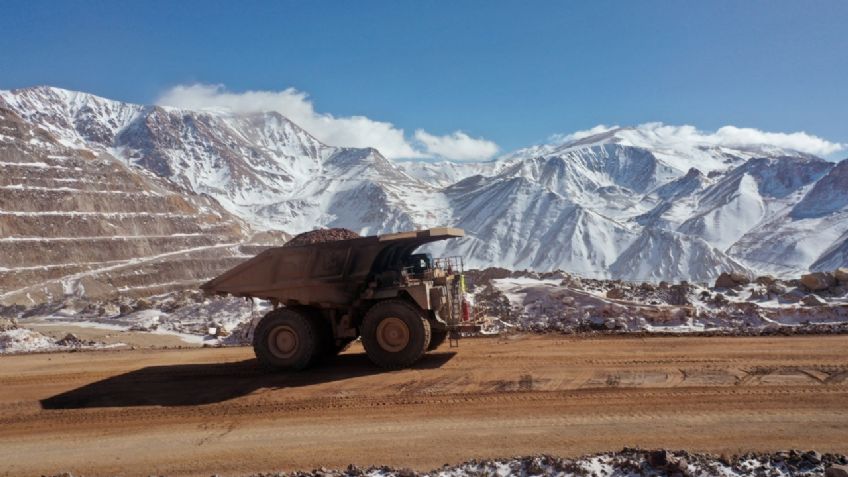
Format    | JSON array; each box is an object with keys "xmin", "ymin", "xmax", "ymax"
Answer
[{"xmin": 201, "ymin": 227, "xmax": 467, "ymax": 370}]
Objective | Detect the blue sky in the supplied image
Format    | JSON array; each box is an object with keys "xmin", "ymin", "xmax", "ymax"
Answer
[{"xmin": 1, "ymin": 0, "xmax": 846, "ymax": 159}]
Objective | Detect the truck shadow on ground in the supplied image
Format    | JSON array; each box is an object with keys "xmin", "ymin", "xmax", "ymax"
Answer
[{"xmin": 40, "ymin": 351, "xmax": 456, "ymax": 409}]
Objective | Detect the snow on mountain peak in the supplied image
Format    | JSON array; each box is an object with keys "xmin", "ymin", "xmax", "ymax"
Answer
[{"xmin": 2, "ymin": 86, "xmax": 846, "ymax": 281}]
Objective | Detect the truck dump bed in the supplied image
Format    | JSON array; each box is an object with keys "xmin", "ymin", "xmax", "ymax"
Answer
[{"xmin": 201, "ymin": 227, "xmax": 464, "ymax": 306}]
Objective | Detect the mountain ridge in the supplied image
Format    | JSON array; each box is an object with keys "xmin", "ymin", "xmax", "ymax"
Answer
[{"xmin": 2, "ymin": 85, "xmax": 846, "ymax": 291}]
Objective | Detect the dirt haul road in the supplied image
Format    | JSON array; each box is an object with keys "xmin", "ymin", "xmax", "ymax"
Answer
[{"xmin": 1, "ymin": 335, "xmax": 847, "ymax": 476}]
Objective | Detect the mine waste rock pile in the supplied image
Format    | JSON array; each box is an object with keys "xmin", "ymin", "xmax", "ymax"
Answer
[
  {"xmin": 282, "ymin": 228, "xmax": 361, "ymax": 247},
  {"xmin": 709, "ymin": 268, "xmax": 848, "ymax": 311},
  {"xmin": 468, "ymin": 267, "xmax": 848, "ymax": 335},
  {"xmin": 47, "ymin": 448, "xmax": 840, "ymax": 477}
]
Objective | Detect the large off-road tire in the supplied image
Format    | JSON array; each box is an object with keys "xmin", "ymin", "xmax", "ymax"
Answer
[
  {"xmin": 427, "ymin": 330, "xmax": 448, "ymax": 351},
  {"xmin": 252, "ymin": 308, "xmax": 320, "ymax": 371},
  {"xmin": 361, "ymin": 300, "xmax": 431, "ymax": 369}
]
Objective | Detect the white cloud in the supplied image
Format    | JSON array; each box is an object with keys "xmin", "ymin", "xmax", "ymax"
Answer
[
  {"xmin": 555, "ymin": 122, "xmax": 844, "ymax": 157},
  {"xmin": 156, "ymin": 84, "xmax": 499, "ymax": 161},
  {"xmin": 550, "ymin": 124, "xmax": 617, "ymax": 144},
  {"xmin": 414, "ymin": 130, "xmax": 499, "ymax": 162},
  {"xmin": 710, "ymin": 125, "xmax": 844, "ymax": 156}
]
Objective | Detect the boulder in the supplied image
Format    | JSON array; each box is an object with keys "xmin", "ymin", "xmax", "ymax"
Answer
[
  {"xmin": 98, "ymin": 303, "xmax": 120, "ymax": 317},
  {"xmin": 801, "ymin": 272, "xmax": 836, "ymax": 291},
  {"xmin": 0, "ymin": 317, "xmax": 18, "ymax": 332},
  {"xmin": 714, "ymin": 273, "xmax": 737, "ymax": 288},
  {"xmin": 729, "ymin": 271, "xmax": 751, "ymax": 285},
  {"xmin": 396, "ymin": 468, "xmax": 416, "ymax": 477},
  {"xmin": 835, "ymin": 267, "xmax": 848, "ymax": 284},
  {"xmin": 802, "ymin": 294, "xmax": 827, "ymax": 306},
  {"xmin": 780, "ymin": 290, "xmax": 805, "ymax": 303},
  {"xmin": 748, "ymin": 288, "xmax": 767, "ymax": 301},
  {"xmin": 715, "ymin": 271, "xmax": 750, "ymax": 288},
  {"xmin": 668, "ymin": 283, "xmax": 692, "ymax": 306},
  {"xmin": 345, "ymin": 464, "xmax": 363, "ymax": 476},
  {"xmin": 647, "ymin": 450, "xmax": 668, "ymax": 468},
  {"xmin": 668, "ymin": 457, "xmax": 690, "ymax": 476},
  {"xmin": 56, "ymin": 333, "xmax": 84, "ymax": 346},
  {"xmin": 767, "ymin": 282, "xmax": 788, "ymax": 296},
  {"xmin": 603, "ymin": 318, "xmax": 621, "ymax": 330},
  {"xmin": 803, "ymin": 450, "xmax": 822, "ymax": 464},
  {"xmin": 755, "ymin": 275, "xmax": 777, "ymax": 286},
  {"xmin": 712, "ymin": 292, "xmax": 729, "ymax": 306},
  {"xmin": 827, "ymin": 464, "xmax": 848, "ymax": 477},
  {"xmin": 606, "ymin": 288, "xmax": 626, "ymax": 299}
]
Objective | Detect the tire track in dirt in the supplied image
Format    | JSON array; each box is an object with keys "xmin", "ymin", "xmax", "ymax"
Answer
[{"xmin": 0, "ymin": 335, "xmax": 847, "ymax": 477}]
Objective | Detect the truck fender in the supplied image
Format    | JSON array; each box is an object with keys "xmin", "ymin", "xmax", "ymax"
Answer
[{"xmin": 404, "ymin": 283, "xmax": 431, "ymax": 311}]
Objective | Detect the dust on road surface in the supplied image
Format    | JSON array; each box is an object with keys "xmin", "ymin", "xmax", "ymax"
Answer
[{"xmin": 1, "ymin": 334, "xmax": 846, "ymax": 476}]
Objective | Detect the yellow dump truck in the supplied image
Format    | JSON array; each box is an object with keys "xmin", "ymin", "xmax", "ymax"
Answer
[{"xmin": 201, "ymin": 228, "xmax": 466, "ymax": 370}]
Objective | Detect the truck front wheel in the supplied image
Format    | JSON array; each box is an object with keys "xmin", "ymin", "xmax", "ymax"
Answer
[
  {"xmin": 361, "ymin": 300, "xmax": 431, "ymax": 369},
  {"xmin": 253, "ymin": 308, "xmax": 319, "ymax": 371}
]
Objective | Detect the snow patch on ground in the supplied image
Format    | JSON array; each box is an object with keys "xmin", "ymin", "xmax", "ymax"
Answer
[
  {"xmin": 13, "ymin": 292, "xmax": 271, "ymax": 346},
  {"xmin": 0, "ymin": 328, "xmax": 57, "ymax": 353},
  {"xmin": 0, "ymin": 326, "xmax": 119, "ymax": 354}
]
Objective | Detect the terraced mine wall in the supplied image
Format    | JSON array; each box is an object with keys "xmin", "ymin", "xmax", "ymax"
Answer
[{"xmin": 0, "ymin": 104, "xmax": 271, "ymax": 307}]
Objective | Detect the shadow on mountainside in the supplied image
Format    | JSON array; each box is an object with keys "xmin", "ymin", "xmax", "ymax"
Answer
[{"xmin": 40, "ymin": 351, "xmax": 456, "ymax": 409}]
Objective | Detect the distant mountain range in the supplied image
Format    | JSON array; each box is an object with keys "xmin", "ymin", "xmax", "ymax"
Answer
[{"xmin": 1, "ymin": 86, "xmax": 846, "ymax": 305}]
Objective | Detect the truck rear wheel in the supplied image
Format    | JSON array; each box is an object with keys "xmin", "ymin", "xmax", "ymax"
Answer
[
  {"xmin": 361, "ymin": 300, "xmax": 431, "ymax": 369},
  {"xmin": 253, "ymin": 308, "xmax": 319, "ymax": 371}
]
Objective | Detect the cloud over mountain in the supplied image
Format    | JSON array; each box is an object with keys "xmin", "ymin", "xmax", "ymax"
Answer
[
  {"xmin": 551, "ymin": 122, "xmax": 844, "ymax": 157},
  {"xmin": 157, "ymin": 84, "xmax": 499, "ymax": 161},
  {"xmin": 414, "ymin": 130, "xmax": 499, "ymax": 162}
]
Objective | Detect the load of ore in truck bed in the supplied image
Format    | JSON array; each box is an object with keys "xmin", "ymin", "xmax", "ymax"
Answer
[{"xmin": 282, "ymin": 228, "xmax": 361, "ymax": 247}]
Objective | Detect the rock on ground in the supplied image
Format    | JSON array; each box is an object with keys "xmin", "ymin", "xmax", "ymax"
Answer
[
  {"xmin": 715, "ymin": 271, "xmax": 750, "ymax": 288},
  {"xmin": 801, "ymin": 272, "xmax": 837, "ymax": 291},
  {"xmin": 0, "ymin": 317, "xmax": 18, "ymax": 332},
  {"xmin": 828, "ymin": 464, "xmax": 848, "ymax": 477}
]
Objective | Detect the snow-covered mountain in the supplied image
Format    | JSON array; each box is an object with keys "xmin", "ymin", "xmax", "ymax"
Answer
[
  {"xmin": 431, "ymin": 133, "xmax": 826, "ymax": 280},
  {"xmin": 2, "ymin": 86, "xmax": 846, "ymax": 289}
]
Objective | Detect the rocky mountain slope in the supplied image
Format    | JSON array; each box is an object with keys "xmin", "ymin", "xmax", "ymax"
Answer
[
  {"xmin": 1, "ymin": 86, "xmax": 846, "ymax": 295},
  {"xmin": 0, "ymin": 97, "xmax": 276, "ymax": 306}
]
